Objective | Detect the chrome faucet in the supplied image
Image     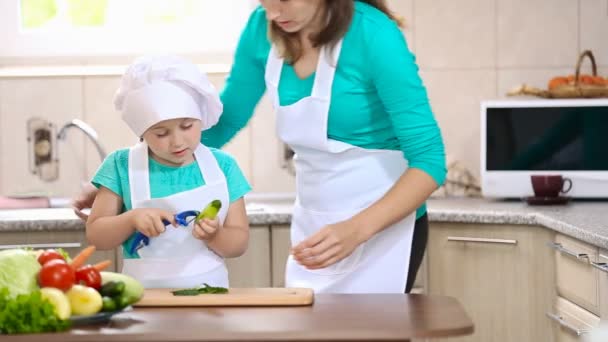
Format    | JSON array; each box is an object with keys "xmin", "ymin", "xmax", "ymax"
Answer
[{"xmin": 57, "ymin": 119, "xmax": 107, "ymax": 160}]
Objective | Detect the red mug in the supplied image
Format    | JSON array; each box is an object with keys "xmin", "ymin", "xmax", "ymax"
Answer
[{"xmin": 530, "ymin": 175, "xmax": 572, "ymax": 198}]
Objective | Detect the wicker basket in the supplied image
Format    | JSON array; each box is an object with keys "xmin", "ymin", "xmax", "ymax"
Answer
[{"xmin": 508, "ymin": 50, "xmax": 608, "ymax": 99}]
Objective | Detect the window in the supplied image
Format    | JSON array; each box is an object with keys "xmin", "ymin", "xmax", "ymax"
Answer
[{"xmin": 0, "ymin": 0, "xmax": 258, "ymax": 59}]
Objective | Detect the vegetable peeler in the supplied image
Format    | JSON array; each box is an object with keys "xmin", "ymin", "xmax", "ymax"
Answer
[{"xmin": 128, "ymin": 200, "xmax": 222, "ymax": 256}]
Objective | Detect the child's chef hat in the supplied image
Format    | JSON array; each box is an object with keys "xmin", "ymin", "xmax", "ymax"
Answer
[{"xmin": 114, "ymin": 55, "xmax": 223, "ymax": 137}]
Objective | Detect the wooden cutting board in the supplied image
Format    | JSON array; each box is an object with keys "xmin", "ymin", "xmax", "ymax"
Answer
[{"xmin": 134, "ymin": 287, "xmax": 314, "ymax": 307}]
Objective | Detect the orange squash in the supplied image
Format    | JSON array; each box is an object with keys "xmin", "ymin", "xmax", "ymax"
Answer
[{"xmin": 548, "ymin": 76, "xmax": 569, "ymax": 90}]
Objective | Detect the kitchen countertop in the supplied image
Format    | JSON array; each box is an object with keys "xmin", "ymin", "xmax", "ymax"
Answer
[
  {"xmin": 1, "ymin": 197, "xmax": 607, "ymax": 249},
  {"xmin": 2, "ymin": 294, "xmax": 474, "ymax": 341}
]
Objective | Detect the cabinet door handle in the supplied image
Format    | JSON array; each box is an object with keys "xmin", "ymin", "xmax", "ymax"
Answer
[
  {"xmin": 546, "ymin": 312, "xmax": 589, "ymax": 336},
  {"xmin": 546, "ymin": 242, "xmax": 590, "ymax": 262},
  {"xmin": 0, "ymin": 242, "xmax": 82, "ymax": 250},
  {"xmin": 591, "ymin": 261, "xmax": 608, "ymax": 273},
  {"xmin": 447, "ymin": 237, "xmax": 517, "ymax": 245}
]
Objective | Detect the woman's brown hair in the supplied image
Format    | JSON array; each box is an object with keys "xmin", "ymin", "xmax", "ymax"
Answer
[{"xmin": 269, "ymin": 0, "xmax": 404, "ymax": 63}]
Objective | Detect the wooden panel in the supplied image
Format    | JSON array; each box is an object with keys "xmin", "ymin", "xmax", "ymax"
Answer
[
  {"xmin": 225, "ymin": 226, "xmax": 271, "ymax": 287},
  {"xmin": 427, "ymin": 223, "xmax": 555, "ymax": 342},
  {"xmin": 135, "ymin": 287, "xmax": 314, "ymax": 307},
  {"xmin": 270, "ymin": 224, "xmax": 291, "ymax": 287},
  {"xmin": 414, "ymin": 253, "xmax": 428, "ymax": 292},
  {"xmin": 555, "ymin": 234, "xmax": 600, "ymax": 315},
  {"xmin": 549, "ymin": 296, "xmax": 600, "ymax": 342}
]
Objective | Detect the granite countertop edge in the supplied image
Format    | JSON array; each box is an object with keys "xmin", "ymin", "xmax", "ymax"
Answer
[{"xmin": 1, "ymin": 199, "xmax": 607, "ymax": 250}]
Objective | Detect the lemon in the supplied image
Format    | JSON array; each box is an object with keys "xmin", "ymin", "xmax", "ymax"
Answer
[
  {"xmin": 40, "ymin": 287, "xmax": 71, "ymax": 320},
  {"xmin": 66, "ymin": 284, "xmax": 103, "ymax": 315}
]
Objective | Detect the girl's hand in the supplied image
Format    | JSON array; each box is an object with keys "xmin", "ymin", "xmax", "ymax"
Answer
[
  {"xmin": 193, "ymin": 218, "xmax": 221, "ymax": 241},
  {"xmin": 291, "ymin": 219, "xmax": 367, "ymax": 270},
  {"xmin": 129, "ymin": 208, "xmax": 176, "ymax": 238}
]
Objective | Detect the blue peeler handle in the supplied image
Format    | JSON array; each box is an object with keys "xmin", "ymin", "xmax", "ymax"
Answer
[{"xmin": 129, "ymin": 210, "xmax": 200, "ymax": 255}]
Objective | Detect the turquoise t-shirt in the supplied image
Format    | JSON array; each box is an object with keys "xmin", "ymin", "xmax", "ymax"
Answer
[
  {"xmin": 202, "ymin": 2, "xmax": 446, "ymax": 219},
  {"xmin": 91, "ymin": 147, "xmax": 251, "ymax": 258}
]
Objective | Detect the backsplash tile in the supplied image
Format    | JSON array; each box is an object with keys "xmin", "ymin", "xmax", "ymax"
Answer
[
  {"xmin": 0, "ymin": 78, "xmax": 85, "ymax": 197},
  {"xmin": 421, "ymin": 69, "xmax": 497, "ymax": 177},
  {"xmin": 580, "ymin": 0, "xmax": 608, "ymax": 66},
  {"xmin": 497, "ymin": 0, "xmax": 578, "ymax": 68},
  {"xmin": 415, "ymin": 0, "xmax": 496, "ymax": 68}
]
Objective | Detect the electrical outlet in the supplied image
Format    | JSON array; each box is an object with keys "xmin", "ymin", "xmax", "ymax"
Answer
[{"xmin": 27, "ymin": 118, "xmax": 59, "ymax": 181}]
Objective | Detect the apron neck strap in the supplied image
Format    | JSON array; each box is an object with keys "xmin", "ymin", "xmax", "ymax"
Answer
[
  {"xmin": 311, "ymin": 40, "xmax": 342, "ymax": 99},
  {"xmin": 192, "ymin": 144, "xmax": 224, "ymax": 185},
  {"xmin": 129, "ymin": 142, "xmax": 151, "ymax": 206}
]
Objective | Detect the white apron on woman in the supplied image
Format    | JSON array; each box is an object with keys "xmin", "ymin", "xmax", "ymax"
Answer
[
  {"xmin": 121, "ymin": 142, "xmax": 230, "ymax": 288},
  {"xmin": 265, "ymin": 41, "xmax": 416, "ymax": 293}
]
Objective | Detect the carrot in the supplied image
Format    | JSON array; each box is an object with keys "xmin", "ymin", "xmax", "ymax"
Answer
[
  {"xmin": 92, "ymin": 260, "xmax": 112, "ymax": 271},
  {"xmin": 70, "ymin": 245, "xmax": 96, "ymax": 270}
]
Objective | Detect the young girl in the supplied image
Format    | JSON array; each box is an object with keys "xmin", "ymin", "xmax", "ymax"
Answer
[{"xmin": 86, "ymin": 55, "xmax": 251, "ymax": 289}]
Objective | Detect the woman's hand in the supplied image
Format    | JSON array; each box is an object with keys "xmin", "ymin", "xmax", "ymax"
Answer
[
  {"xmin": 128, "ymin": 208, "xmax": 176, "ymax": 238},
  {"xmin": 193, "ymin": 218, "xmax": 221, "ymax": 241},
  {"xmin": 291, "ymin": 219, "xmax": 368, "ymax": 270},
  {"xmin": 71, "ymin": 183, "xmax": 99, "ymax": 221}
]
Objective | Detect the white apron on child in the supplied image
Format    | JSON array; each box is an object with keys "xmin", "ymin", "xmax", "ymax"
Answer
[
  {"xmin": 121, "ymin": 142, "xmax": 230, "ymax": 288},
  {"xmin": 265, "ymin": 40, "xmax": 416, "ymax": 293}
]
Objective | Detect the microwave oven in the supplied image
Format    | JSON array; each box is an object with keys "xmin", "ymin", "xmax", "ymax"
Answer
[{"xmin": 481, "ymin": 98, "xmax": 608, "ymax": 198}]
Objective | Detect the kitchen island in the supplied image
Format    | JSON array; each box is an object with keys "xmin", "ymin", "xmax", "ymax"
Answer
[
  {"xmin": 2, "ymin": 197, "xmax": 608, "ymax": 341},
  {"xmin": 3, "ymin": 294, "xmax": 474, "ymax": 341}
]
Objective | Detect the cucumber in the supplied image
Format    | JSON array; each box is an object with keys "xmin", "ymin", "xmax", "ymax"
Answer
[
  {"xmin": 195, "ymin": 200, "xmax": 222, "ymax": 223},
  {"xmin": 100, "ymin": 272, "xmax": 144, "ymax": 305},
  {"xmin": 99, "ymin": 281, "xmax": 125, "ymax": 297}
]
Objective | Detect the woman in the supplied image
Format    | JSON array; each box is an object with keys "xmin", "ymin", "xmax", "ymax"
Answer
[{"xmin": 75, "ymin": 0, "xmax": 446, "ymax": 293}]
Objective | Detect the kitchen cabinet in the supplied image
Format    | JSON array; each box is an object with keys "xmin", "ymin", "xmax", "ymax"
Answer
[
  {"xmin": 270, "ymin": 224, "xmax": 291, "ymax": 287},
  {"xmin": 547, "ymin": 233, "xmax": 602, "ymax": 340},
  {"xmin": 426, "ymin": 223, "xmax": 556, "ymax": 342},
  {"xmin": 0, "ymin": 230, "xmax": 118, "ymax": 271},
  {"xmin": 0, "ymin": 226, "xmax": 272, "ymax": 287},
  {"xmin": 599, "ymin": 249, "xmax": 608, "ymax": 319},
  {"xmin": 550, "ymin": 297, "xmax": 600, "ymax": 341},
  {"xmin": 225, "ymin": 225, "xmax": 272, "ymax": 287},
  {"xmin": 552, "ymin": 234, "xmax": 600, "ymax": 315}
]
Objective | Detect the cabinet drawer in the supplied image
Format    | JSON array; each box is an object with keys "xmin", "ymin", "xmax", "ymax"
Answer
[
  {"xmin": 548, "ymin": 297, "xmax": 600, "ymax": 341},
  {"xmin": 226, "ymin": 226, "xmax": 271, "ymax": 287},
  {"xmin": 596, "ymin": 251, "xmax": 608, "ymax": 318},
  {"xmin": 553, "ymin": 234, "xmax": 600, "ymax": 315},
  {"xmin": 0, "ymin": 231, "xmax": 118, "ymax": 272}
]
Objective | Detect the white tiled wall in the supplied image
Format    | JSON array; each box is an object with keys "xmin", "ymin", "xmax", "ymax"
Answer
[
  {"xmin": 0, "ymin": 0, "xmax": 606, "ymax": 197},
  {"xmin": 0, "ymin": 77, "xmax": 86, "ymax": 197}
]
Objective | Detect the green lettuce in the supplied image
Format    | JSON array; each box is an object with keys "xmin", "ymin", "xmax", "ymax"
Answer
[{"xmin": 0, "ymin": 249, "xmax": 41, "ymax": 297}]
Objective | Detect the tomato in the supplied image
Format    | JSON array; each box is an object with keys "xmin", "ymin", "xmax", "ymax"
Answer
[
  {"xmin": 37, "ymin": 249, "xmax": 65, "ymax": 266},
  {"xmin": 38, "ymin": 259, "xmax": 75, "ymax": 291},
  {"xmin": 75, "ymin": 265, "xmax": 102, "ymax": 290}
]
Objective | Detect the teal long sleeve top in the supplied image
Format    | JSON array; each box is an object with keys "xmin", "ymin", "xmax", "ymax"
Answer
[{"xmin": 202, "ymin": 1, "xmax": 446, "ymax": 218}]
